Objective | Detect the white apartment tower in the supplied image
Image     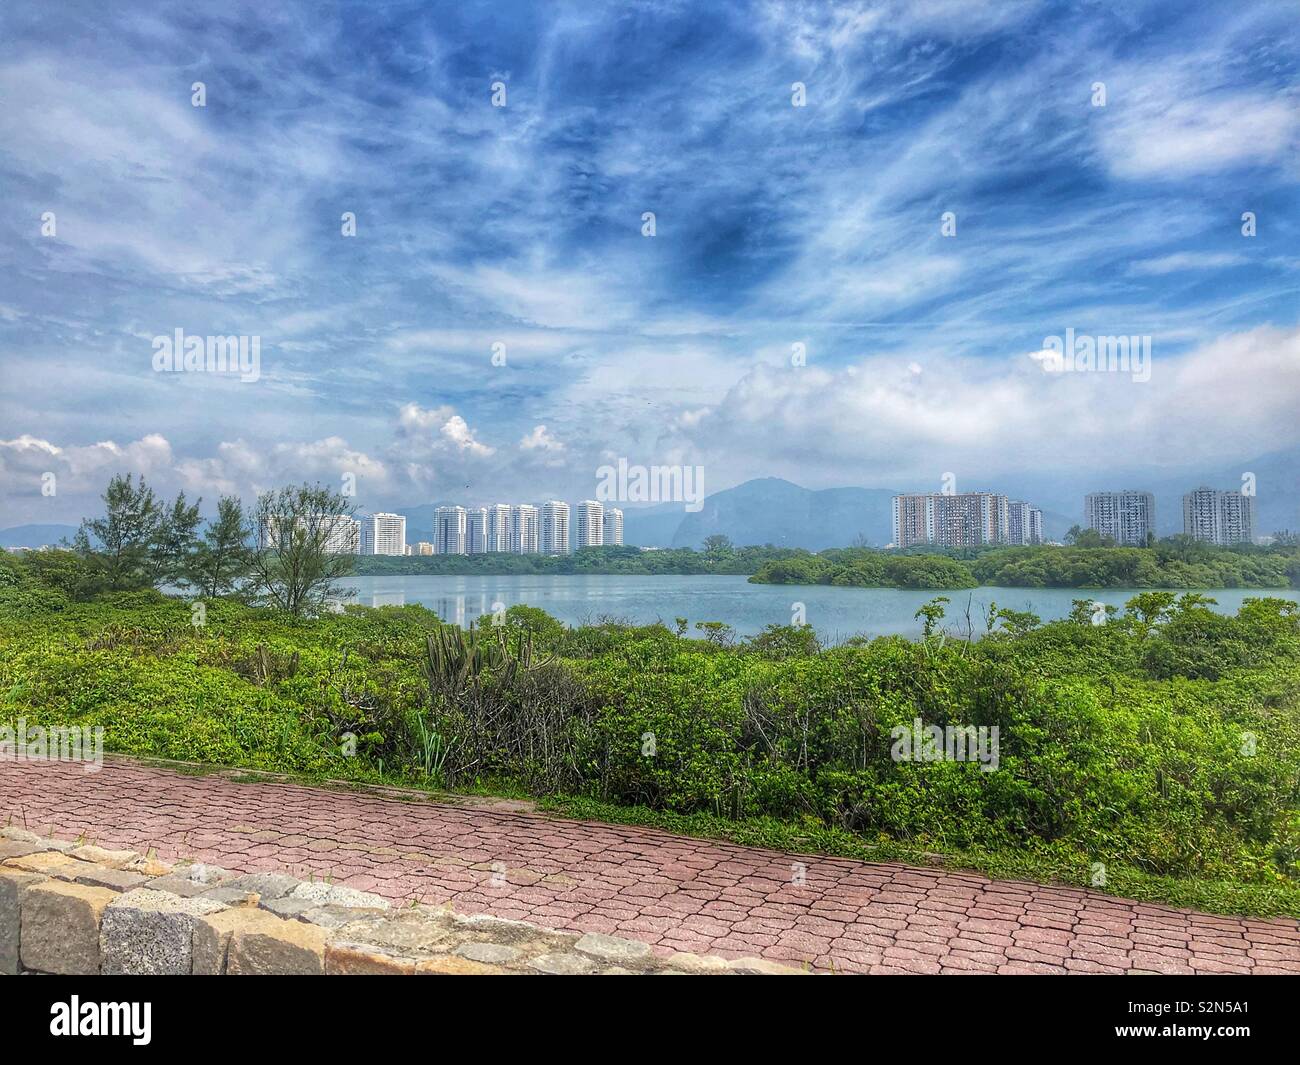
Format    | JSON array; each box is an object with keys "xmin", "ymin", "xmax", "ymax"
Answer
[
  {"xmin": 466, "ymin": 507, "xmax": 489, "ymax": 554},
  {"xmin": 891, "ymin": 492, "xmax": 1015, "ymax": 549},
  {"xmin": 575, "ymin": 500, "xmax": 604, "ymax": 549},
  {"xmin": 361, "ymin": 513, "xmax": 407, "ymax": 556},
  {"xmin": 541, "ymin": 500, "xmax": 571, "ymax": 555},
  {"xmin": 1007, "ymin": 501, "xmax": 1044, "ymax": 546},
  {"xmin": 603, "ymin": 507, "xmax": 624, "ymax": 546},
  {"xmin": 1086, "ymin": 490, "xmax": 1155, "ymax": 546},
  {"xmin": 1182, "ymin": 487, "xmax": 1255, "ymax": 545},
  {"xmin": 511, "ymin": 504, "xmax": 539, "ymax": 554},
  {"xmin": 434, "ymin": 506, "xmax": 467, "ymax": 555},
  {"xmin": 487, "ymin": 505, "xmax": 513, "ymax": 552}
]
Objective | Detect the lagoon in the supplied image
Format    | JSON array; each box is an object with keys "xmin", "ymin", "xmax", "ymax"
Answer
[{"xmin": 337, "ymin": 574, "xmax": 1296, "ymax": 642}]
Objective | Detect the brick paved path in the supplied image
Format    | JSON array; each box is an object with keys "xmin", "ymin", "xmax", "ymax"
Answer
[{"xmin": 3, "ymin": 758, "xmax": 1298, "ymax": 974}]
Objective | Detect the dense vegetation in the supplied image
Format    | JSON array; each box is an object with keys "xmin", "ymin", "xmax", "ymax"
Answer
[
  {"xmin": 355, "ymin": 540, "xmax": 801, "ymax": 576},
  {"xmin": 4, "ymin": 544, "xmax": 1300, "ymax": 917},
  {"xmin": 751, "ymin": 541, "xmax": 1300, "ymax": 590}
]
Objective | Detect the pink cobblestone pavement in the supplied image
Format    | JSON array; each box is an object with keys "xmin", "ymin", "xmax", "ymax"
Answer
[{"xmin": 3, "ymin": 757, "xmax": 1298, "ymax": 974}]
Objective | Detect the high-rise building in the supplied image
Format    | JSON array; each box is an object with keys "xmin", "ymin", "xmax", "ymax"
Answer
[
  {"xmin": 1085, "ymin": 490, "xmax": 1155, "ymax": 546},
  {"xmin": 511, "ymin": 504, "xmax": 539, "ymax": 554},
  {"xmin": 1183, "ymin": 487, "xmax": 1255, "ymax": 545},
  {"xmin": 360, "ymin": 513, "xmax": 406, "ymax": 556},
  {"xmin": 466, "ymin": 507, "xmax": 489, "ymax": 554},
  {"xmin": 417, "ymin": 542, "xmax": 434, "ymax": 556},
  {"xmin": 487, "ymin": 504, "xmax": 512, "ymax": 552},
  {"xmin": 603, "ymin": 507, "xmax": 624, "ymax": 546},
  {"xmin": 434, "ymin": 505, "xmax": 467, "ymax": 555},
  {"xmin": 575, "ymin": 500, "xmax": 604, "ymax": 549},
  {"xmin": 1007, "ymin": 500, "xmax": 1043, "ymax": 546},
  {"xmin": 541, "ymin": 500, "xmax": 571, "ymax": 555},
  {"xmin": 891, "ymin": 492, "xmax": 1015, "ymax": 548},
  {"xmin": 260, "ymin": 514, "xmax": 359, "ymax": 554}
]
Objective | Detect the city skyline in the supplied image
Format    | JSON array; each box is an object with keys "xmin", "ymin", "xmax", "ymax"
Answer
[{"xmin": 2, "ymin": 1, "xmax": 1299, "ymax": 529}]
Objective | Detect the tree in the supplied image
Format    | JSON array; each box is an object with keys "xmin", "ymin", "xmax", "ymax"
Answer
[
  {"xmin": 914, "ymin": 597, "xmax": 949, "ymax": 637},
  {"xmin": 74, "ymin": 474, "xmax": 162, "ymax": 591},
  {"xmin": 151, "ymin": 491, "xmax": 202, "ymax": 587},
  {"xmin": 248, "ymin": 484, "xmax": 356, "ymax": 616},
  {"xmin": 189, "ymin": 495, "xmax": 252, "ymax": 598},
  {"xmin": 702, "ymin": 534, "xmax": 734, "ymax": 560}
]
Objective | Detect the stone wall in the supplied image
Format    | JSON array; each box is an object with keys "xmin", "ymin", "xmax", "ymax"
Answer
[{"xmin": 0, "ymin": 827, "xmax": 802, "ymax": 975}]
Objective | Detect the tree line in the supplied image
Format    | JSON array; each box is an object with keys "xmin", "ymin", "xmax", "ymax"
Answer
[{"xmin": 45, "ymin": 474, "xmax": 357, "ymax": 615}]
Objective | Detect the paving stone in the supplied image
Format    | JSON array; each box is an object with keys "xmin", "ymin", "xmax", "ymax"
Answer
[
  {"xmin": 574, "ymin": 932, "xmax": 654, "ymax": 964},
  {"xmin": 529, "ymin": 951, "xmax": 597, "ymax": 975},
  {"xmin": 5, "ymin": 759, "xmax": 1300, "ymax": 976},
  {"xmin": 100, "ymin": 889, "xmax": 227, "ymax": 975},
  {"xmin": 20, "ymin": 880, "xmax": 116, "ymax": 974}
]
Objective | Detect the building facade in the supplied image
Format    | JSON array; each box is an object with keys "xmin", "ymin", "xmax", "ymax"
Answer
[
  {"xmin": 1182, "ymin": 487, "xmax": 1255, "ymax": 545},
  {"xmin": 541, "ymin": 500, "xmax": 571, "ymax": 555},
  {"xmin": 575, "ymin": 500, "xmax": 604, "ymax": 549},
  {"xmin": 511, "ymin": 504, "xmax": 539, "ymax": 554},
  {"xmin": 433, "ymin": 506, "xmax": 466, "ymax": 554},
  {"xmin": 466, "ymin": 507, "xmax": 489, "ymax": 554},
  {"xmin": 603, "ymin": 507, "xmax": 624, "ymax": 546},
  {"xmin": 487, "ymin": 504, "xmax": 512, "ymax": 552},
  {"xmin": 1007, "ymin": 500, "xmax": 1044, "ymax": 546},
  {"xmin": 1085, "ymin": 490, "xmax": 1155, "ymax": 546},
  {"xmin": 360, "ymin": 512, "xmax": 406, "ymax": 556},
  {"xmin": 891, "ymin": 492, "xmax": 1016, "ymax": 548}
]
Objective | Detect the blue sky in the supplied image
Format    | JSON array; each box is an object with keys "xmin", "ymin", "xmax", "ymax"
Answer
[{"xmin": 1, "ymin": 0, "xmax": 1298, "ymax": 525}]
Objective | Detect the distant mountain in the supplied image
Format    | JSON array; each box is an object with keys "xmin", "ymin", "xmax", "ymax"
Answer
[
  {"xmin": 0, "ymin": 524, "xmax": 78, "ymax": 549},
  {"xmin": 625, "ymin": 478, "xmax": 899, "ymax": 550}
]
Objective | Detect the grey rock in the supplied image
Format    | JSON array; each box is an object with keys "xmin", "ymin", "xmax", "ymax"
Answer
[
  {"xmin": 455, "ymin": 941, "xmax": 522, "ymax": 965},
  {"xmin": 219, "ymin": 872, "xmax": 301, "ymax": 899},
  {"xmin": 333, "ymin": 909, "xmax": 458, "ymax": 959},
  {"xmin": 289, "ymin": 881, "xmax": 390, "ymax": 909},
  {"xmin": 170, "ymin": 862, "xmax": 233, "ymax": 886},
  {"xmin": 198, "ymin": 886, "xmax": 261, "ymax": 906},
  {"xmin": 100, "ymin": 889, "xmax": 226, "ymax": 975},
  {"xmin": 260, "ymin": 897, "xmax": 317, "ymax": 919},
  {"xmin": 73, "ymin": 867, "xmax": 150, "ymax": 893},
  {"xmin": 529, "ymin": 952, "xmax": 597, "ymax": 975},
  {"xmin": 0, "ymin": 870, "xmax": 46, "ymax": 975},
  {"xmin": 142, "ymin": 875, "xmax": 212, "ymax": 898},
  {"xmin": 574, "ymin": 932, "xmax": 653, "ymax": 964},
  {"xmin": 300, "ymin": 904, "xmax": 386, "ymax": 929}
]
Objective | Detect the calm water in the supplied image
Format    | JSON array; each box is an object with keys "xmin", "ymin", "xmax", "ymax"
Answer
[{"xmin": 338, "ymin": 575, "xmax": 1296, "ymax": 643}]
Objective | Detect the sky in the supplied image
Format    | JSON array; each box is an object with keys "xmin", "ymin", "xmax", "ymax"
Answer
[{"xmin": 1, "ymin": 0, "xmax": 1298, "ymax": 526}]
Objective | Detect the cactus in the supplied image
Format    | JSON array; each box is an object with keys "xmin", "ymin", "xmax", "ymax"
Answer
[{"xmin": 422, "ymin": 625, "xmax": 554, "ymax": 698}]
